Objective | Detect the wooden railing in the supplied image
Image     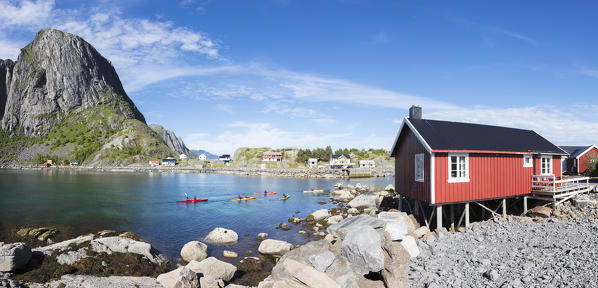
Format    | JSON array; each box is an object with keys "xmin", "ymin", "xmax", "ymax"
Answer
[{"xmin": 531, "ymin": 175, "xmax": 591, "ymax": 203}]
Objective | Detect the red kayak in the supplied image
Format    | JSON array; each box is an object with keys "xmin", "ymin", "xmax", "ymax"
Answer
[{"xmin": 177, "ymin": 199, "xmax": 208, "ymax": 203}]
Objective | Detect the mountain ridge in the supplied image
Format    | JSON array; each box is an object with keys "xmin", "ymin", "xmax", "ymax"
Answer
[{"xmin": 0, "ymin": 29, "xmax": 193, "ymax": 166}]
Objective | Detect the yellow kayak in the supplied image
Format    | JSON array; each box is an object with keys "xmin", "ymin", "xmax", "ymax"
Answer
[
  {"xmin": 303, "ymin": 189, "xmax": 324, "ymax": 193},
  {"xmin": 279, "ymin": 195, "xmax": 290, "ymax": 200},
  {"xmin": 231, "ymin": 196, "xmax": 257, "ymax": 201}
]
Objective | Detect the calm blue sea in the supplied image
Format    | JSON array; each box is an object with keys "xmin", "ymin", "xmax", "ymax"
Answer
[{"xmin": 0, "ymin": 169, "xmax": 392, "ymax": 259}]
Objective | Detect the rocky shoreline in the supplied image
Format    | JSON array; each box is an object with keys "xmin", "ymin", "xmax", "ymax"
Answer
[
  {"xmin": 3, "ymin": 184, "xmax": 598, "ymax": 287},
  {"xmin": 0, "ymin": 165, "xmax": 393, "ymax": 179}
]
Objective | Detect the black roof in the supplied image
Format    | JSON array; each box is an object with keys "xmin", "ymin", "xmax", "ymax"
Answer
[
  {"xmin": 332, "ymin": 154, "xmax": 351, "ymax": 159},
  {"xmin": 393, "ymin": 118, "xmax": 567, "ymax": 155},
  {"xmin": 559, "ymin": 145, "xmax": 593, "ymax": 158}
]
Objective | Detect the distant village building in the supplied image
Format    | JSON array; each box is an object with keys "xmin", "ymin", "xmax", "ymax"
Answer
[
  {"xmin": 219, "ymin": 154, "xmax": 231, "ymax": 165},
  {"xmin": 263, "ymin": 151, "xmax": 282, "ymax": 162},
  {"xmin": 198, "ymin": 154, "xmax": 207, "ymax": 161},
  {"xmin": 69, "ymin": 160, "xmax": 80, "ymax": 166},
  {"xmin": 560, "ymin": 145, "xmax": 598, "ymax": 174},
  {"xmin": 149, "ymin": 160, "xmax": 160, "ymax": 167},
  {"xmin": 359, "ymin": 160, "xmax": 375, "ymax": 168},
  {"xmin": 46, "ymin": 159, "xmax": 55, "ymax": 166},
  {"xmin": 330, "ymin": 154, "xmax": 351, "ymax": 166},
  {"xmin": 162, "ymin": 158, "xmax": 177, "ymax": 166},
  {"xmin": 179, "ymin": 153, "xmax": 189, "ymax": 160},
  {"xmin": 308, "ymin": 158, "xmax": 318, "ymax": 168}
]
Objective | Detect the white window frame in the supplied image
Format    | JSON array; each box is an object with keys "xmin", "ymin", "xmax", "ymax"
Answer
[
  {"xmin": 414, "ymin": 153, "xmax": 424, "ymax": 182},
  {"xmin": 541, "ymin": 155, "xmax": 553, "ymax": 175},
  {"xmin": 523, "ymin": 155, "xmax": 532, "ymax": 167},
  {"xmin": 448, "ymin": 153, "xmax": 469, "ymax": 183}
]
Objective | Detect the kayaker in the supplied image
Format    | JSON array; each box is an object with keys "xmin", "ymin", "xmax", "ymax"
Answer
[
  {"xmin": 264, "ymin": 190, "xmax": 267, "ymax": 194},
  {"xmin": 185, "ymin": 193, "xmax": 188, "ymax": 200},
  {"xmin": 238, "ymin": 195, "xmax": 242, "ymax": 200}
]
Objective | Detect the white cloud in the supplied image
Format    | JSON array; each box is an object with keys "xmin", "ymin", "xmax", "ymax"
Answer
[
  {"xmin": 0, "ymin": 0, "xmax": 55, "ymax": 28},
  {"xmin": 0, "ymin": 38, "xmax": 25, "ymax": 59},
  {"xmin": 184, "ymin": 121, "xmax": 355, "ymax": 154}
]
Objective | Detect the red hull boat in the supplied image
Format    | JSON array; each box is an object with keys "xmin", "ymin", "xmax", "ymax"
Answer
[{"xmin": 177, "ymin": 199, "xmax": 208, "ymax": 203}]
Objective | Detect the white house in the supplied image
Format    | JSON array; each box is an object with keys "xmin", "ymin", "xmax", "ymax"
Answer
[
  {"xmin": 330, "ymin": 154, "xmax": 351, "ymax": 166},
  {"xmin": 308, "ymin": 158, "xmax": 318, "ymax": 168},
  {"xmin": 358, "ymin": 160, "xmax": 375, "ymax": 168},
  {"xmin": 179, "ymin": 153, "xmax": 189, "ymax": 160},
  {"xmin": 199, "ymin": 154, "xmax": 207, "ymax": 161},
  {"xmin": 219, "ymin": 154, "xmax": 231, "ymax": 165},
  {"xmin": 149, "ymin": 160, "xmax": 160, "ymax": 167}
]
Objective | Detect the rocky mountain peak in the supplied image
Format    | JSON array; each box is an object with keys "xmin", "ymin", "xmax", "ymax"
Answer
[
  {"xmin": 0, "ymin": 29, "xmax": 145, "ymax": 137},
  {"xmin": 149, "ymin": 124, "xmax": 192, "ymax": 156}
]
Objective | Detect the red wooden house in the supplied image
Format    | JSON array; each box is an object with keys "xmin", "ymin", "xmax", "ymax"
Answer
[
  {"xmin": 560, "ymin": 145, "xmax": 598, "ymax": 174},
  {"xmin": 390, "ymin": 106, "xmax": 568, "ymax": 208}
]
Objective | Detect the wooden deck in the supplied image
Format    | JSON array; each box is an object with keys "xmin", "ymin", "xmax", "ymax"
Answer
[{"xmin": 531, "ymin": 175, "xmax": 592, "ymax": 204}]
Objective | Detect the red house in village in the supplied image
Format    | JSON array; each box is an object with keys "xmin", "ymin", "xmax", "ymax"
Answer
[
  {"xmin": 560, "ymin": 145, "xmax": 598, "ymax": 174},
  {"xmin": 390, "ymin": 106, "xmax": 580, "ymax": 228}
]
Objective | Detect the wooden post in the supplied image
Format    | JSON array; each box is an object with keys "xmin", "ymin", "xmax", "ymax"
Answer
[
  {"xmin": 450, "ymin": 205, "xmax": 455, "ymax": 232},
  {"xmin": 413, "ymin": 200, "xmax": 419, "ymax": 216},
  {"xmin": 502, "ymin": 199, "xmax": 507, "ymax": 217},
  {"xmin": 436, "ymin": 206, "xmax": 443, "ymax": 229},
  {"xmin": 523, "ymin": 196, "xmax": 528, "ymax": 213},
  {"xmin": 465, "ymin": 203, "xmax": 470, "ymax": 229}
]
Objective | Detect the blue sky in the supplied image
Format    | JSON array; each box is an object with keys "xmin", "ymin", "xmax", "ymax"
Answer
[{"xmin": 1, "ymin": 0, "xmax": 598, "ymax": 154}]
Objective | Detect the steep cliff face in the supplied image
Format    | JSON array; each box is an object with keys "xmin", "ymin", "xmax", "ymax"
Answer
[
  {"xmin": 0, "ymin": 29, "xmax": 192, "ymax": 166},
  {"xmin": 1, "ymin": 29, "xmax": 144, "ymax": 137},
  {"xmin": 149, "ymin": 124, "xmax": 192, "ymax": 156},
  {"xmin": 0, "ymin": 59, "xmax": 15, "ymax": 121}
]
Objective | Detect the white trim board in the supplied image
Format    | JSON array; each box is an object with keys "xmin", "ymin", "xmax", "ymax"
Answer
[
  {"xmin": 430, "ymin": 152, "xmax": 435, "ymax": 204},
  {"xmin": 575, "ymin": 145, "xmax": 598, "ymax": 159},
  {"xmin": 389, "ymin": 118, "xmax": 433, "ymax": 158}
]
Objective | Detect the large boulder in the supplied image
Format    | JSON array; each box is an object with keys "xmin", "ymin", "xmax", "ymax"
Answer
[
  {"xmin": 347, "ymin": 195, "xmax": 379, "ymax": 209},
  {"xmin": 157, "ymin": 266, "xmax": 199, "ymax": 288},
  {"xmin": 308, "ymin": 209, "xmax": 331, "ymax": 222},
  {"xmin": 56, "ymin": 248, "xmax": 89, "ymax": 265},
  {"xmin": 90, "ymin": 236, "xmax": 166, "ymax": 264},
  {"xmin": 268, "ymin": 240, "xmax": 358, "ymax": 287},
  {"xmin": 180, "ymin": 241, "xmax": 208, "ymax": 262},
  {"xmin": 399, "ymin": 236, "xmax": 420, "ymax": 259},
  {"xmin": 187, "ymin": 257, "xmax": 237, "ymax": 281},
  {"xmin": 327, "ymin": 215, "xmax": 344, "ymax": 225},
  {"xmin": 380, "ymin": 231, "xmax": 410, "ymax": 288},
  {"xmin": 204, "ymin": 228, "xmax": 239, "ymax": 245},
  {"xmin": 308, "ymin": 251, "xmax": 335, "ymax": 272},
  {"xmin": 0, "ymin": 242, "xmax": 32, "ymax": 272},
  {"xmin": 341, "ymin": 226, "xmax": 384, "ymax": 275},
  {"xmin": 258, "ymin": 239, "xmax": 293, "ymax": 256},
  {"xmin": 377, "ymin": 212, "xmax": 408, "ymax": 241},
  {"xmin": 41, "ymin": 275, "xmax": 163, "ymax": 287},
  {"xmin": 526, "ymin": 206, "xmax": 552, "ymax": 218},
  {"xmin": 327, "ymin": 215, "xmax": 385, "ymax": 239},
  {"xmin": 332, "ymin": 190, "xmax": 354, "ymax": 202},
  {"xmin": 33, "ymin": 234, "xmax": 95, "ymax": 256},
  {"xmin": 200, "ymin": 276, "xmax": 225, "ymax": 288},
  {"xmin": 281, "ymin": 258, "xmax": 341, "ymax": 288}
]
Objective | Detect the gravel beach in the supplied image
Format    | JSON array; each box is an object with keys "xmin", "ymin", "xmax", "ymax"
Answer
[{"xmin": 408, "ymin": 217, "xmax": 598, "ymax": 288}]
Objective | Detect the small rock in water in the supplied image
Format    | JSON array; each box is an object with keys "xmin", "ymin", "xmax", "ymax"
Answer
[
  {"xmin": 298, "ymin": 230, "xmax": 306, "ymax": 234},
  {"xmin": 257, "ymin": 233, "xmax": 268, "ymax": 239},
  {"xmin": 223, "ymin": 250, "xmax": 238, "ymax": 258}
]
